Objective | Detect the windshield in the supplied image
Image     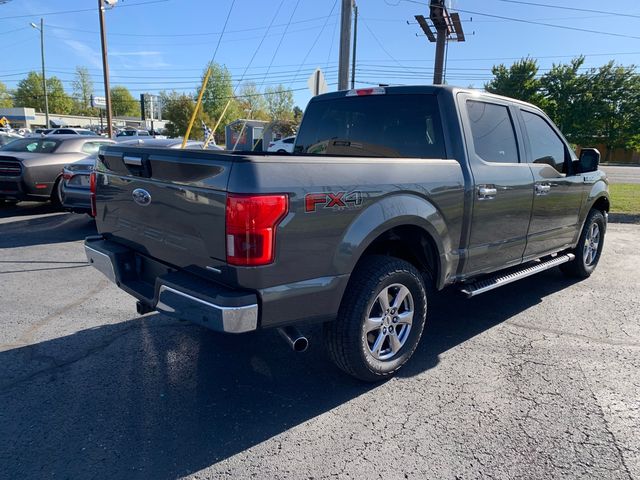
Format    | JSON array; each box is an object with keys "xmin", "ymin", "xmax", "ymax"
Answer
[
  {"xmin": 79, "ymin": 130, "xmax": 96, "ymax": 136},
  {"xmin": 116, "ymin": 131, "xmax": 136, "ymax": 137},
  {"xmin": 0, "ymin": 138, "xmax": 60, "ymax": 153},
  {"xmin": 294, "ymin": 94, "xmax": 445, "ymax": 158},
  {"xmin": 0, "ymin": 135, "xmax": 19, "ymax": 146}
]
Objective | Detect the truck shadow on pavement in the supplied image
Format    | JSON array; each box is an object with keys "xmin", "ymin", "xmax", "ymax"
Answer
[
  {"xmin": 0, "ymin": 269, "xmax": 579, "ymax": 479},
  {"xmin": 0, "ymin": 211, "xmax": 96, "ymax": 248}
]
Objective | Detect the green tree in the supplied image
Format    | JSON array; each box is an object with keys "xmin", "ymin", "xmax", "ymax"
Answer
[
  {"xmin": 110, "ymin": 85, "xmax": 139, "ymax": 117},
  {"xmin": 159, "ymin": 90, "xmax": 213, "ymax": 140},
  {"xmin": 72, "ymin": 66, "xmax": 97, "ymax": 115},
  {"xmin": 14, "ymin": 71, "xmax": 73, "ymax": 114},
  {"xmin": 293, "ymin": 106, "xmax": 303, "ymax": 123},
  {"xmin": 265, "ymin": 84, "xmax": 294, "ymax": 121},
  {"xmin": 200, "ymin": 62, "xmax": 240, "ymax": 134},
  {"xmin": 237, "ymin": 82, "xmax": 269, "ymax": 121},
  {"xmin": 539, "ymin": 57, "xmax": 596, "ymax": 144},
  {"xmin": 0, "ymin": 81, "xmax": 12, "ymax": 108},
  {"xmin": 588, "ymin": 62, "xmax": 640, "ymax": 160},
  {"xmin": 485, "ymin": 57, "xmax": 546, "ymax": 108}
]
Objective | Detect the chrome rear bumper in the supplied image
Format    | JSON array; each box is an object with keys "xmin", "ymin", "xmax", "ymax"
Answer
[{"xmin": 84, "ymin": 238, "xmax": 258, "ymax": 333}]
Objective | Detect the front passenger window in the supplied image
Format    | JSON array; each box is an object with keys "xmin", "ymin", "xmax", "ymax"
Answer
[{"xmin": 522, "ymin": 111, "xmax": 567, "ymax": 174}]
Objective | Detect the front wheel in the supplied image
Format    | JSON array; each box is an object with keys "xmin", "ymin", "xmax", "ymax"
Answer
[
  {"xmin": 560, "ymin": 209, "xmax": 606, "ymax": 278},
  {"xmin": 50, "ymin": 177, "xmax": 63, "ymax": 208},
  {"xmin": 323, "ymin": 256, "xmax": 428, "ymax": 382}
]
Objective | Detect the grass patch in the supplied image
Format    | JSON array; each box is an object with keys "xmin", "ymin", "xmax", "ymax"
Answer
[{"xmin": 609, "ymin": 183, "xmax": 640, "ymax": 214}]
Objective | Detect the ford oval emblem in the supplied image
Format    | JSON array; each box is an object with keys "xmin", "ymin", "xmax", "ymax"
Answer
[{"xmin": 132, "ymin": 188, "xmax": 152, "ymax": 206}]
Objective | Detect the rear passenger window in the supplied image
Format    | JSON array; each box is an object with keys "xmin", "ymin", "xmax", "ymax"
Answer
[
  {"xmin": 521, "ymin": 111, "xmax": 567, "ymax": 174},
  {"xmin": 467, "ymin": 100, "xmax": 519, "ymax": 164}
]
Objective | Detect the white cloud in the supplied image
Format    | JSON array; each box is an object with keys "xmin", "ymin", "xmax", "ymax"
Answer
[
  {"xmin": 110, "ymin": 51, "xmax": 163, "ymax": 57},
  {"xmin": 62, "ymin": 39, "xmax": 103, "ymax": 69}
]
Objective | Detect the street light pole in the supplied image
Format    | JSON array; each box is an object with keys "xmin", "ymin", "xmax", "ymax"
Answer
[
  {"xmin": 98, "ymin": 0, "xmax": 114, "ymax": 138},
  {"xmin": 30, "ymin": 19, "xmax": 49, "ymax": 128}
]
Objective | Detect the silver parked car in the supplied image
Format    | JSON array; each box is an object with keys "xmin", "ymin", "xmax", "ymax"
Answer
[
  {"xmin": 0, "ymin": 135, "xmax": 114, "ymax": 205},
  {"xmin": 60, "ymin": 138, "xmax": 222, "ymax": 214}
]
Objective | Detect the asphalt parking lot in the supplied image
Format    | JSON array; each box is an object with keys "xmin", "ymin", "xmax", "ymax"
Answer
[{"xmin": 1, "ymin": 203, "xmax": 639, "ymax": 480}]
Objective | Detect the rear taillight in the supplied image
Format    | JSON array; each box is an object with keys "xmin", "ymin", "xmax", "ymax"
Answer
[
  {"xmin": 268, "ymin": 142, "xmax": 275, "ymax": 148},
  {"xmin": 226, "ymin": 193, "xmax": 289, "ymax": 266},
  {"xmin": 89, "ymin": 171, "xmax": 97, "ymax": 217}
]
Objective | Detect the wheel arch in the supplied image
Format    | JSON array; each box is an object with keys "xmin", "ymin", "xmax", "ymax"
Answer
[{"xmin": 334, "ymin": 194, "xmax": 456, "ymax": 290}]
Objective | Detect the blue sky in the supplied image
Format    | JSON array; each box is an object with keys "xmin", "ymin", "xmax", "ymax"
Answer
[{"xmin": 2, "ymin": 0, "xmax": 640, "ymax": 110}]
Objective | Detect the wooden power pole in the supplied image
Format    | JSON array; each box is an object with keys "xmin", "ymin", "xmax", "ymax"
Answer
[
  {"xmin": 415, "ymin": 0, "xmax": 465, "ymax": 85},
  {"xmin": 98, "ymin": 0, "xmax": 114, "ymax": 138},
  {"xmin": 338, "ymin": 0, "xmax": 353, "ymax": 90}
]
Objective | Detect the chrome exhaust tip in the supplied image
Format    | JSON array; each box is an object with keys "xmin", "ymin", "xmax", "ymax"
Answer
[{"xmin": 278, "ymin": 326, "xmax": 309, "ymax": 353}]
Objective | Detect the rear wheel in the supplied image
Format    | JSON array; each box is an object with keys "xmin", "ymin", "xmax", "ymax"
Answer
[
  {"xmin": 560, "ymin": 209, "xmax": 606, "ymax": 278},
  {"xmin": 323, "ymin": 255, "xmax": 428, "ymax": 382}
]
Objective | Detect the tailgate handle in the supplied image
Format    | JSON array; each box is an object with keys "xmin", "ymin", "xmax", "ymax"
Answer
[{"xmin": 123, "ymin": 155, "xmax": 143, "ymax": 166}]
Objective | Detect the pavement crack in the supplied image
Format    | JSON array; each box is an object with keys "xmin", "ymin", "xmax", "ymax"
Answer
[{"xmin": 576, "ymin": 362, "xmax": 634, "ymax": 480}]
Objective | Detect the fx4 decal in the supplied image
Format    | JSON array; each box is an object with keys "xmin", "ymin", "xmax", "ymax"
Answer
[{"xmin": 305, "ymin": 191, "xmax": 363, "ymax": 213}]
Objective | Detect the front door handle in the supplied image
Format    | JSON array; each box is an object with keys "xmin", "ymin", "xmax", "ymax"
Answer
[
  {"xmin": 535, "ymin": 184, "xmax": 551, "ymax": 195},
  {"xmin": 477, "ymin": 185, "xmax": 497, "ymax": 200}
]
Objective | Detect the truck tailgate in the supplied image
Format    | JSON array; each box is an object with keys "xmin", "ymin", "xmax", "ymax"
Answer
[{"xmin": 95, "ymin": 146, "xmax": 232, "ymax": 270}]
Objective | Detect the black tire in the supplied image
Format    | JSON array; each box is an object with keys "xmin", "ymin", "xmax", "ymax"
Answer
[
  {"xmin": 323, "ymin": 255, "xmax": 428, "ymax": 382},
  {"xmin": 560, "ymin": 209, "xmax": 606, "ymax": 278},
  {"xmin": 50, "ymin": 177, "xmax": 63, "ymax": 208}
]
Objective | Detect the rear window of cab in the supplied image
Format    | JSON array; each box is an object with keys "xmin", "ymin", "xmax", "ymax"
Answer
[{"xmin": 294, "ymin": 93, "xmax": 445, "ymax": 159}]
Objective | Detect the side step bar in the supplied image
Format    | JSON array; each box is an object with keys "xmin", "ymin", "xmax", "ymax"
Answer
[{"xmin": 460, "ymin": 253, "xmax": 575, "ymax": 298}]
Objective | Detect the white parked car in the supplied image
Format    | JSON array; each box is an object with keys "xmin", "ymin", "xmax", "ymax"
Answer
[
  {"xmin": 47, "ymin": 128, "xmax": 98, "ymax": 136},
  {"xmin": 267, "ymin": 135, "xmax": 295, "ymax": 153}
]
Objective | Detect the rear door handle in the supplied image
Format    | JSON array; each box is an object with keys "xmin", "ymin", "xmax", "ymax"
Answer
[
  {"xmin": 477, "ymin": 185, "xmax": 497, "ymax": 200},
  {"xmin": 535, "ymin": 184, "xmax": 551, "ymax": 195}
]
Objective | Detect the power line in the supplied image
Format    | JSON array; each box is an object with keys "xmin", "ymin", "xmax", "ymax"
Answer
[
  {"xmin": 362, "ymin": 19, "xmax": 404, "ymax": 67},
  {"xmin": 0, "ymin": 0, "xmax": 170, "ymax": 21},
  {"xmin": 232, "ymin": 0, "xmax": 286, "ymax": 90},
  {"xmin": 287, "ymin": 0, "xmax": 338, "ymax": 88},
  {"xmin": 399, "ymin": 0, "xmax": 640, "ymax": 41},
  {"xmin": 257, "ymin": 0, "xmax": 302, "ymax": 91},
  {"xmin": 209, "ymin": 0, "xmax": 235, "ymax": 64},
  {"xmin": 46, "ymin": 14, "xmax": 338, "ymax": 38},
  {"xmin": 44, "ymin": 23, "xmax": 332, "ymax": 49},
  {"xmin": 494, "ymin": 0, "xmax": 640, "ymax": 20}
]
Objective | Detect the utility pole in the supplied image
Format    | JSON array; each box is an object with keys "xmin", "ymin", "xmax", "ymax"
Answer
[
  {"xmin": 415, "ymin": 0, "xmax": 465, "ymax": 85},
  {"xmin": 98, "ymin": 0, "xmax": 114, "ymax": 138},
  {"xmin": 338, "ymin": 0, "xmax": 353, "ymax": 90},
  {"xmin": 30, "ymin": 19, "xmax": 49, "ymax": 128},
  {"xmin": 351, "ymin": 3, "xmax": 358, "ymax": 89}
]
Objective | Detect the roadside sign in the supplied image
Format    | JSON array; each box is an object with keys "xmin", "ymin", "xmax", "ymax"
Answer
[
  {"xmin": 307, "ymin": 68, "xmax": 328, "ymax": 96},
  {"xmin": 91, "ymin": 95, "xmax": 107, "ymax": 109}
]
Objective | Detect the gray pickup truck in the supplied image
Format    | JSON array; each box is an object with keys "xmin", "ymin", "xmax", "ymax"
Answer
[{"xmin": 85, "ymin": 85, "xmax": 609, "ymax": 381}]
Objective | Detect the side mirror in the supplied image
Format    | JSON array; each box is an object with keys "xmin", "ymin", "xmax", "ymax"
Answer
[{"xmin": 578, "ymin": 148, "xmax": 600, "ymax": 173}]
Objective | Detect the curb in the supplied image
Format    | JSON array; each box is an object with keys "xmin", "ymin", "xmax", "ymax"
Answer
[{"xmin": 609, "ymin": 213, "xmax": 640, "ymax": 224}]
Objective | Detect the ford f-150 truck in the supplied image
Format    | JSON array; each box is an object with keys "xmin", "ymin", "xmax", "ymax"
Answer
[{"xmin": 85, "ymin": 86, "xmax": 609, "ymax": 381}]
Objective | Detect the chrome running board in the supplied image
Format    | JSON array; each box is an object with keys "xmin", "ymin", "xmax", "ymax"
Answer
[{"xmin": 460, "ymin": 254, "xmax": 575, "ymax": 298}]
